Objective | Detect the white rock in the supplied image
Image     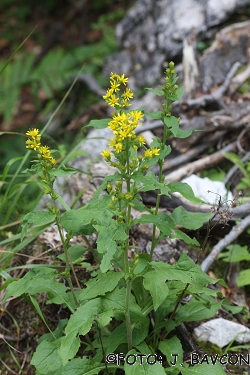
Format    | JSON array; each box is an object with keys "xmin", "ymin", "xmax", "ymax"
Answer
[
  {"xmin": 181, "ymin": 174, "xmax": 233, "ymax": 204},
  {"xmin": 193, "ymin": 317, "xmax": 250, "ymax": 348}
]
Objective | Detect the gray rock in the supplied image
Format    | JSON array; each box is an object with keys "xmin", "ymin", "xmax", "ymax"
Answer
[{"xmin": 104, "ymin": 0, "xmax": 249, "ymax": 88}]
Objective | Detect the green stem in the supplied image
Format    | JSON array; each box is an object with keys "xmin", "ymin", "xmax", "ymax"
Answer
[
  {"xmin": 150, "ymin": 116, "xmax": 168, "ymax": 260},
  {"xmin": 124, "ymin": 143, "xmax": 133, "ymax": 351},
  {"xmin": 55, "ymin": 216, "xmax": 79, "ymax": 307},
  {"xmin": 48, "ymin": 172, "xmax": 79, "ymax": 307},
  {"xmin": 125, "ymin": 279, "xmax": 133, "ymax": 351}
]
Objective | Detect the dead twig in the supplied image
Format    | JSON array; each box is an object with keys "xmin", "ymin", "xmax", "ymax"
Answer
[
  {"xmin": 201, "ymin": 214, "xmax": 250, "ymax": 273},
  {"xmin": 164, "ymin": 140, "xmax": 239, "ymax": 182},
  {"xmin": 185, "ymin": 62, "xmax": 241, "ymax": 109}
]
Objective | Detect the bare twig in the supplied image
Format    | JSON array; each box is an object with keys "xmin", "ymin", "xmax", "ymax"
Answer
[
  {"xmin": 186, "ymin": 62, "xmax": 241, "ymax": 109},
  {"xmin": 164, "ymin": 141, "xmax": 238, "ymax": 182},
  {"xmin": 230, "ymin": 64, "xmax": 250, "ymax": 94},
  {"xmin": 201, "ymin": 214, "xmax": 250, "ymax": 273},
  {"xmin": 224, "ymin": 150, "xmax": 250, "ymax": 187}
]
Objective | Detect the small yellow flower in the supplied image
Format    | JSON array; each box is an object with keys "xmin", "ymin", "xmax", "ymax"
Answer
[
  {"xmin": 103, "ymin": 88, "xmax": 113, "ymax": 100},
  {"xmin": 26, "ymin": 128, "xmax": 40, "ymax": 138},
  {"xmin": 101, "ymin": 149, "xmax": 111, "ymax": 158},
  {"xmin": 119, "ymin": 74, "xmax": 129, "ymax": 85},
  {"xmin": 144, "ymin": 149, "xmax": 153, "ymax": 159},
  {"xmin": 114, "ymin": 143, "xmax": 123, "ymax": 153},
  {"xmin": 151, "ymin": 148, "xmax": 160, "ymax": 156},
  {"xmin": 107, "ymin": 94, "xmax": 120, "ymax": 107},
  {"xmin": 39, "ymin": 145, "xmax": 51, "ymax": 159},
  {"xmin": 122, "ymin": 88, "xmax": 133, "ymax": 101},
  {"xmin": 137, "ymin": 135, "xmax": 146, "ymax": 146}
]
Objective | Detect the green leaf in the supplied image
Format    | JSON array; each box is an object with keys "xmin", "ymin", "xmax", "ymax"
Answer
[
  {"xmin": 57, "ymin": 245, "xmax": 87, "ymax": 263},
  {"xmin": 144, "ymin": 111, "xmax": 162, "ymax": 119},
  {"xmin": 219, "ymin": 244, "xmax": 250, "ymax": 262},
  {"xmin": 151, "ymin": 253, "xmax": 220, "ymax": 290},
  {"xmin": 133, "ymin": 171, "xmax": 171, "ymax": 196},
  {"xmin": 102, "ymin": 286, "xmax": 146, "ymax": 323},
  {"xmin": 95, "ymin": 222, "xmax": 127, "ymax": 272},
  {"xmin": 237, "ymin": 269, "xmax": 250, "ymax": 287},
  {"xmin": 224, "ymin": 152, "xmax": 247, "ymax": 177},
  {"xmin": 22, "ymin": 162, "xmax": 43, "ymax": 174},
  {"xmin": 21, "ymin": 211, "xmax": 55, "ymax": 241},
  {"xmin": 31, "ymin": 338, "xmax": 63, "ymax": 374},
  {"xmin": 87, "ymin": 118, "xmax": 110, "ymax": 129},
  {"xmin": 106, "ymin": 322, "xmax": 127, "ymax": 353},
  {"xmin": 55, "ymin": 357, "xmax": 104, "ymax": 375},
  {"xmin": 159, "ymin": 336, "xmax": 183, "ymax": 367},
  {"xmin": 49, "ymin": 164, "xmax": 79, "ymax": 177},
  {"xmin": 171, "ymin": 206, "xmax": 211, "ymax": 230},
  {"xmin": 145, "ymin": 88, "xmax": 164, "ymax": 96},
  {"xmin": 124, "ymin": 350, "xmax": 166, "ymax": 375},
  {"xmin": 174, "ymin": 128, "xmax": 194, "ymax": 138},
  {"xmin": 135, "ymin": 213, "xmax": 200, "ymax": 246},
  {"xmin": 181, "ymin": 361, "xmax": 226, "ymax": 375},
  {"xmin": 3, "ymin": 268, "xmax": 74, "ymax": 312},
  {"xmin": 143, "ymin": 270, "xmax": 169, "ymax": 311},
  {"xmin": 79, "ymin": 271, "xmax": 124, "ymax": 301},
  {"xmin": 132, "ymin": 319, "xmax": 150, "ymax": 346},
  {"xmin": 58, "ymin": 298, "xmax": 104, "ymax": 365},
  {"xmin": 60, "ymin": 207, "xmax": 113, "ymax": 235},
  {"xmin": 176, "ymin": 86, "xmax": 185, "ymax": 100},
  {"xmin": 168, "ymin": 182, "xmax": 204, "ymax": 204},
  {"xmin": 164, "ymin": 116, "xmax": 180, "ymax": 136},
  {"xmin": 174, "ymin": 295, "xmax": 222, "ymax": 325}
]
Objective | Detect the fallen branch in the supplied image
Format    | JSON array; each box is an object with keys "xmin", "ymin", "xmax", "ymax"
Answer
[
  {"xmin": 164, "ymin": 140, "xmax": 239, "ymax": 181},
  {"xmin": 200, "ymin": 214, "xmax": 250, "ymax": 273}
]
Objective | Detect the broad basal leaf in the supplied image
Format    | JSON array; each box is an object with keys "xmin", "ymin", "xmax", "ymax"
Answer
[
  {"xmin": 55, "ymin": 357, "xmax": 104, "ymax": 375},
  {"xmin": 79, "ymin": 271, "xmax": 124, "ymax": 301},
  {"xmin": 21, "ymin": 211, "xmax": 55, "ymax": 240},
  {"xmin": 174, "ymin": 295, "xmax": 222, "ymax": 325},
  {"xmin": 150, "ymin": 253, "xmax": 222, "ymax": 290},
  {"xmin": 181, "ymin": 361, "xmax": 226, "ymax": 375},
  {"xmin": 159, "ymin": 336, "xmax": 183, "ymax": 367},
  {"xmin": 143, "ymin": 270, "xmax": 169, "ymax": 311},
  {"xmin": 59, "ymin": 298, "xmax": 105, "ymax": 365},
  {"xmin": 3, "ymin": 267, "xmax": 74, "ymax": 311},
  {"xmin": 31, "ymin": 338, "xmax": 63, "ymax": 375},
  {"xmin": 124, "ymin": 349, "xmax": 166, "ymax": 375},
  {"xmin": 60, "ymin": 207, "xmax": 113, "ymax": 235}
]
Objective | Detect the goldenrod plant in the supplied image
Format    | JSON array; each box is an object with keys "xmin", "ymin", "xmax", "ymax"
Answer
[{"xmin": 3, "ymin": 63, "xmax": 240, "ymax": 374}]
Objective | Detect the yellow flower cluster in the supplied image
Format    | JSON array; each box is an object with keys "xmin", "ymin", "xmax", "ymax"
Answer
[
  {"xmin": 26, "ymin": 128, "xmax": 55, "ymax": 165},
  {"xmin": 103, "ymin": 73, "xmax": 133, "ymax": 108},
  {"xmin": 101, "ymin": 73, "xmax": 160, "ymax": 163}
]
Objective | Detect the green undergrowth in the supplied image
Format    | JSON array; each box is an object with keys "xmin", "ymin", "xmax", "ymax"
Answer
[{"xmin": 1, "ymin": 60, "xmax": 248, "ymax": 375}]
